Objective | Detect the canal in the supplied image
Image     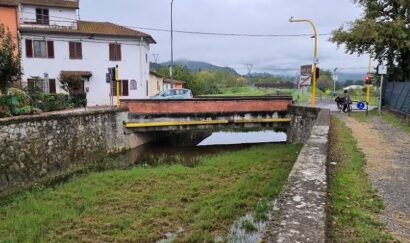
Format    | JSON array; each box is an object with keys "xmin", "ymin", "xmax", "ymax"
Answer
[{"xmin": 115, "ymin": 129, "xmax": 287, "ymax": 168}]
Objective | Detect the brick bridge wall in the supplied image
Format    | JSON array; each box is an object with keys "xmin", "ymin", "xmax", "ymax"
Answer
[
  {"xmin": 0, "ymin": 109, "xmax": 152, "ymax": 198},
  {"xmin": 121, "ymin": 97, "xmax": 292, "ymax": 115}
]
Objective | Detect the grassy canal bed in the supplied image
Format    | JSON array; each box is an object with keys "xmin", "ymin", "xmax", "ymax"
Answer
[{"xmin": 0, "ymin": 143, "xmax": 301, "ymax": 242}]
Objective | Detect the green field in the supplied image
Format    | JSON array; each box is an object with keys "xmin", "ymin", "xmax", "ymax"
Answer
[
  {"xmin": 327, "ymin": 117, "xmax": 395, "ymax": 242},
  {"xmin": 0, "ymin": 144, "xmax": 301, "ymax": 242}
]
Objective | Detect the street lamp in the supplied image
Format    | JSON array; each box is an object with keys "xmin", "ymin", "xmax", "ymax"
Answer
[
  {"xmin": 170, "ymin": 0, "xmax": 174, "ymax": 83},
  {"xmin": 289, "ymin": 17, "xmax": 318, "ymax": 107}
]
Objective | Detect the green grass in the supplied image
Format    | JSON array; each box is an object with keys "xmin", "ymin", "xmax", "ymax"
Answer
[
  {"xmin": 0, "ymin": 143, "xmax": 301, "ymax": 242},
  {"xmin": 210, "ymin": 87, "xmax": 277, "ymax": 96},
  {"xmin": 327, "ymin": 117, "xmax": 396, "ymax": 242}
]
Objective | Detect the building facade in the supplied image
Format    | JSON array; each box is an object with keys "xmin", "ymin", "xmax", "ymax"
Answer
[
  {"xmin": 148, "ymin": 71, "xmax": 165, "ymax": 97},
  {"xmin": 4, "ymin": 0, "xmax": 156, "ymax": 106}
]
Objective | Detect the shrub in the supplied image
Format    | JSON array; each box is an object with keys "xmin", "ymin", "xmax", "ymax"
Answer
[{"xmin": 71, "ymin": 93, "xmax": 87, "ymax": 108}]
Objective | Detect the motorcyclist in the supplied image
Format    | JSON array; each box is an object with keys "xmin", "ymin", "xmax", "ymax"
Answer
[{"xmin": 343, "ymin": 89, "xmax": 352, "ymax": 112}]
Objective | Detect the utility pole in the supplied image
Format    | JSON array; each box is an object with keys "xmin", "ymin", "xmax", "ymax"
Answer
[
  {"xmin": 333, "ymin": 68, "xmax": 338, "ymax": 97},
  {"xmin": 152, "ymin": 53, "xmax": 159, "ymax": 63},
  {"xmin": 170, "ymin": 0, "xmax": 174, "ymax": 83},
  {"xmin": 246, "ymin": 64, "xmax": 253, "ymax": 77},
  {"xmin": 366, "ymin": 54, "xmax": 372, "ymax": 104}
]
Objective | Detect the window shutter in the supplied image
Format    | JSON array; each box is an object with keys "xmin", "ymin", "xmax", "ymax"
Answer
[
  {"xmin": 25, "ymin": 39, "xmax": 33, "ymax": 58},
  {"xmin": 27, "ymin": 79, "xmax": 35, "ymax": 90},
  {"xmin": 77, "ymin": 42, "xmax": 82, "ymax": 59},
  {"xmin": 122, "ymin": 80, "xmax": 129, "ymax": 96},
  {"xmin": 47, "ymin": 41, "xmax": 54, "ymax": 58},
  {"xmin": 117, "ymin": 44, "xmax": 121, "ymax": 61},
  {"xmin": 69, "ymin": 42, "xmax": 74, "ymax": 59},
  {"xmin": 49, "ymin": 79, "xmax": 56, "ymax": 94},
  {"xmin": 109, "ymin": 43, "xmax": 114, "ymax": 61}
]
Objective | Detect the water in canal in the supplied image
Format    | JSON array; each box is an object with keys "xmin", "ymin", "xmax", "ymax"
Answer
[{"xmin": 116, "ymin": 130, "xmax": 287, "ymax": 167}]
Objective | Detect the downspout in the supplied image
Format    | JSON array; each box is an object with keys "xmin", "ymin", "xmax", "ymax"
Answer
[{"xmin": 139, "ymin": 37, "xmax": 143, "ymax": 97}]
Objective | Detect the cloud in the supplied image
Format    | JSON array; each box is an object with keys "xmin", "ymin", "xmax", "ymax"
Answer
[{"xmin": 80, "ymin": 0, "xmax": 371, "ymax": 75}]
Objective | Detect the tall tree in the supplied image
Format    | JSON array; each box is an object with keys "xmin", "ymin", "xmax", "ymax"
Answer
[
  {"xmin": 0, "ymin": 23, "xmax": 21, "ymax": 93},
  {"xmin": 331, "ymin": 0, "xmax": 410, "ymax": 81}
]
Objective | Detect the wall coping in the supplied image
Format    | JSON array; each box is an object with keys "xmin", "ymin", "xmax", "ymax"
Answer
[
  {"xmin": 0, "ymin": 107, "xmax": 128, "ymax": 126},
  {"xmin": 264, "ymin": 108, "xmax": 330, "ymax": 242}
]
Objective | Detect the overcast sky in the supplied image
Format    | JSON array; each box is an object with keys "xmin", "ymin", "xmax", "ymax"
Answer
[{"xmin": 80, "ymin": 0, "xmax": 370, "ymax": 75}]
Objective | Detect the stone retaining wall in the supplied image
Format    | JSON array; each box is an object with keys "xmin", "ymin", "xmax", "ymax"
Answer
[
  {"xmin": 264, "ymin": 107, "xmax": 330, "ymax": 242},
  {"xmin": 0, "ymin": 109, "xmax": 151, "ymax": 198}
]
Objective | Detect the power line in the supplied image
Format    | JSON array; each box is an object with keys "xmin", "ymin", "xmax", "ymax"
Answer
[
  {"xmin": 19, "ymin": 10, "xmax": 332, "ymax": 38},
  {"xmin": 126, "ymin": 25, "xmax": 332, "ymax": 37}
]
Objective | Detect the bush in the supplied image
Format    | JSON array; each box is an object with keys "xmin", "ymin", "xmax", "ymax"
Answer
[
  {"xmin": 71, "ymin": 93, "xmax": 87, "ymax": 108},
  {"xmin": 0, "ymin": 95, "xmax": 12, "ymax": 118},
  {"xmin": 31, "ymin": 94, "xmax": 73, "ymax": 112}
]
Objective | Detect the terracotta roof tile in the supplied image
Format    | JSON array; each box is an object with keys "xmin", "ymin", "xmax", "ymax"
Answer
[
  {"xmin": 0, "ymin": 0, "xmax": 18, "ymax": 6},
  {"xmin": 19, "ymin": 21, "xmax": 156, "ymax": 43},
  {"xmin": 19, "ymin": 0, "xmax": 79, "ymax": 9}
]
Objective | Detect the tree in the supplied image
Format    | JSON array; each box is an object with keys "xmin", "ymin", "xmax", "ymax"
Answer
[
  {"xmin": 316, "ymin": 69, "xmax": 334, "ymax": 91},
  {"xmin": 0, "ymin": 23, "xmax": 21, "ymax": 94},
  {"xmin": 331, "ymin": 0, "xmax": 410, "ymax": 81}
]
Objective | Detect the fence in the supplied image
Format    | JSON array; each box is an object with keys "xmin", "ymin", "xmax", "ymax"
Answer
[{"xmin": 383, "ymin": 81, "xmax": 410, "ymax": 114}]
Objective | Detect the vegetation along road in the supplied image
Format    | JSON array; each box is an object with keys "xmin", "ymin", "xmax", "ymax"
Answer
[{"xmin": 328, "ymin": 111, "xmax": 410, "ymax": 242}]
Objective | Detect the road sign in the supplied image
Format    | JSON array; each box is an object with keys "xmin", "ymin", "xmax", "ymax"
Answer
[
  {"xmin": 357, "ymin": 102, "xmax": 366, "ymax": 110},
  {"xmin": 299, "ymin": 75, "xmax": 311, "ymax": 86},
  {"xmin": 300, "ymin": 65, "xmax": 312, "ymax": 87},
  {"xmin": 378, "ymin": 65, "xmax": 387, "ymax": 75}
]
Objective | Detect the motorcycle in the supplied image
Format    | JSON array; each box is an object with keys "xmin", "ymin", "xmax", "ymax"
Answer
[{"xmin": 334, "ymin": 96, "xmax": 352, "ymax": 113}]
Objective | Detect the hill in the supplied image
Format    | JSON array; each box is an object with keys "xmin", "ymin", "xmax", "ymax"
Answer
[{"xmin": 157, "ymin": 59, "xmax": 239, "ymax": 75}]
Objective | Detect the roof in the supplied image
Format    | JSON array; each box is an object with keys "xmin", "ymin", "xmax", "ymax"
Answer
[
  {"xmin": 150, "ymin": 71, "xmax": 166, "ymax": 78},
  {"xmin": 0, "ymin": 0, "xmax": 79, "ymax": 8},
  {"xmin": 61, "ymin": 71, "xmax": 92, "ymax": 77},
  {"xmin": 19, "ymin": 21, "xmax": 156, "ymax": 43},
  {"xmin": 0, "ymin": 0, "xmax": 18, "ymax": 6},
  {"xmin": 164, "ymin": 79, "xmax": 186, "ymax": 84}
]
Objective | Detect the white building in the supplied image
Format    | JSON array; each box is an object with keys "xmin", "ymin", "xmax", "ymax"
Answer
[{"xmin": 17, "ymin": 0, "xmax": 156, "ymax": 106}]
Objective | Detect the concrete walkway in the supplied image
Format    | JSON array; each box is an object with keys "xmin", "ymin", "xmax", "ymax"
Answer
[{"xmin": 337, "ymin": 114, "xmax": 410, "ymax": 242}]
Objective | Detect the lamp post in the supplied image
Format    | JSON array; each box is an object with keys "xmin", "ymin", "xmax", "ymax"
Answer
[
  {"xmin": 333, "ymin": 68, "xmax": 338, "ymax": 97},
  {"xmin": 289, "ymin": 17, "xmax": 318, "ymax": 107},
  {"xmin": 170, "ymin": 0, "xmax": 174, "ymax": 83}
]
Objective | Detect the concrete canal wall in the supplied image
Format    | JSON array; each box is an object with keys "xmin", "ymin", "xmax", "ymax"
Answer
[
  {"xmin": 264, "ymin": 106, "xmax": 330, "ymax": 242},
  {"xmin": 0, "ymin": 109, "xmax": 152, "ymax": 198}
]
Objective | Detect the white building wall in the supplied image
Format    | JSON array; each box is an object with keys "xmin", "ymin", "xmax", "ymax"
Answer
[
  {"xmin": 19, "ymin": 5, "xmax": 78, "ymax": 28},
  {"xmin": 21, "ymin": 34, "xmax": 151, "ymax": 106}
]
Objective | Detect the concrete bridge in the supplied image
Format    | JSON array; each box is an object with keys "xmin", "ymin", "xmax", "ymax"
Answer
[{"xmin": 120, "ymin": 96, "xmax": 293, "ymax": 131}]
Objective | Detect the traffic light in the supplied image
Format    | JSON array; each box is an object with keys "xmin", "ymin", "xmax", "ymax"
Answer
[
  {"xmin": 364, "ymin": 74, "xmax": 372, "ymax": 85},
  {"xmin": 315, "ymin": 67, "xmax": 320, "ymax": 79},
  {"xmin": 107, "ymin": 67, "xmax": 118, "ymax": 82}
]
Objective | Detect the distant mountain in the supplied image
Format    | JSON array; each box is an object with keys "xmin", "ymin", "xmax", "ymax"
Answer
[
  {"xmin": 158, "ymin": 59, "xmax": 239, "ymax": 75},
  {"xmin": 337, "ymin": 72, "xmax": 365, "ymax": 82}
]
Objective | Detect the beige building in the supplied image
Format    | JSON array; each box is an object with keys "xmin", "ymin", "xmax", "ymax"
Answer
[
  {"xmin": 148, "ymin": 71, "xmax": 165, "ymax": 96},
  {"xmin": 163, "ymin": 79, "xmax": 185, "ymax": 90}
]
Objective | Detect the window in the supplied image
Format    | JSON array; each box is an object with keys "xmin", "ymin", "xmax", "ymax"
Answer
[
  {"xmin": 27, "ymin": 78, "xmax": 55, "ymax": 93},
  {"xmin": 130, "ymin": 80, "xmax": 137, "ymax": 90},
  {"xmin": 109, "ymin": 43, "xmax": 121, "ymax": 61},
  {"xmin": 36, "ymin": 8, "xmax": 49, "ymax": 25},
  {"xmin": 112, "ymin": 80, "xmax": 129, "ymax": 96},
  {"xmin": 25, "ymin": 39, "xmax": 54, "ymax": 58},
  {"xmin": 69, "ymin": 42, "xmax": 82, "ymax": 59}
]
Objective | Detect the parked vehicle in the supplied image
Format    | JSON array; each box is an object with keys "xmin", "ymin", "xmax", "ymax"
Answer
[{"xmin": 151, "ymin": 89, "xmax": 193, "ymax": 99}]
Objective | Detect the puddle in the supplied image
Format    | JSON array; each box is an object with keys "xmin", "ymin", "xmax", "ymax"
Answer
[{"xmin": 224, "ymin": 200, "xmax": 278, "ymax": 243}]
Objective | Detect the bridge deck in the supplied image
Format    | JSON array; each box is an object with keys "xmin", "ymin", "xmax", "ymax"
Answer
[{"xmin": 121, "ymin": 96, "xmax": 292, "ymax": 116}]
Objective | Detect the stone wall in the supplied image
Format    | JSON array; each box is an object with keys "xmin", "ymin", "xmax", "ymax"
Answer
[
  {"xmin": 264, "ymin": 107, "xmax": 330, "ymax": 242},
  {"xmin": 287, "ymin": 105, "xmax": 327, "ymax": 144},
  {"xmin": 0, "ymin": 109, "xmax": 152, "ymax": 197}
]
